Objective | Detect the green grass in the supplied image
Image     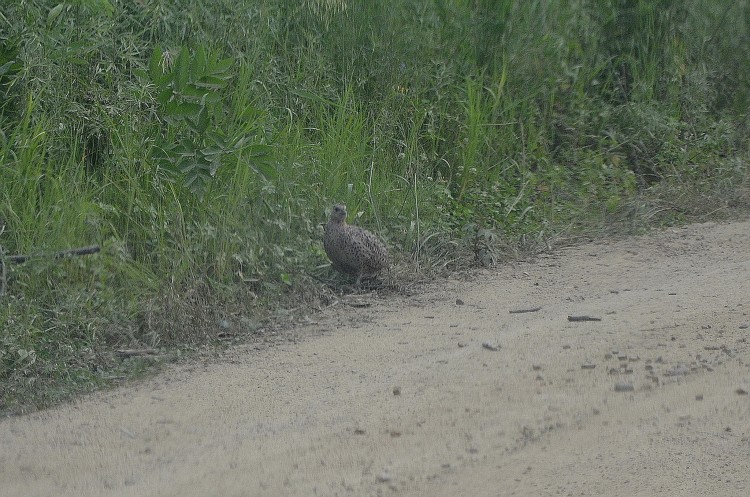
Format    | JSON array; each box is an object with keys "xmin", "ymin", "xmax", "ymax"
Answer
[{"xmin": 1, "ymin": 0, "xmax": 749, "ymax": 413}]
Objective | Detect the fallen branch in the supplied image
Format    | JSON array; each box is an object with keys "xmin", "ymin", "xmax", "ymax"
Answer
[
  {"xmin": 0, "ymin": 253, "xmax": 5, "ymax": 297},
  {"xmin": 509, "ymin": 306, "xmax": 542, "ymax": 314},
  {"xmin": 1, "ymin": 244, "xmax": 101, "ymax": 298},
  {"xmin": 7, "ymin": 245, "xmax": 101, "ymax": 264},
  {"xmin": 567, "ymin": 315, "xmax": 602, "ymax": 322}
]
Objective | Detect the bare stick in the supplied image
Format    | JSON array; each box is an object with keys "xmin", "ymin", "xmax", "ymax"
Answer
[
  {"xmin": 567, "ymin": 315, "xmax": 602, "ymax": 322},
  {"xmin": 7, "ymin": 245, "xmax": 101, "ymax": 265},
  {"xmin": 509, "ymin": 306, "xmax": 542, "ymax": 314},
  {"xmin": 0, "ymin": 253, "xmax": 5, "ymax": 297}
]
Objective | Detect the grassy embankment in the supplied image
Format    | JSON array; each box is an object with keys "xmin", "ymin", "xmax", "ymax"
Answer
[{"xmin": 1, "ymin": 0, "xmax": 749, "ymax": 412}]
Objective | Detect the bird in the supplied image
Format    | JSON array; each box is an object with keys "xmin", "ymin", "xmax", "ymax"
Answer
[{"xmin": 323, "ymin": 204, "xmax": 388, "ymax": 286}]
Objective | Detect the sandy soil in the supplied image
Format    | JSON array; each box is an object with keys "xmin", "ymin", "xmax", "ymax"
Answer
[{"xmin": 2, "ymin": 220, "xmax": 750, "ymax": 497}]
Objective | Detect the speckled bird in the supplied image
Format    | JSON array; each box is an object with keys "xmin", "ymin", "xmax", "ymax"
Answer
[{"xmin": 323, "ymin": 204, "xmax": 388, "ymax": 285}]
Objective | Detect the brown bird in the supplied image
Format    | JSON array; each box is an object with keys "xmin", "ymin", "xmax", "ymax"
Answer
[{"xmin": 323, "ymin": 204, "xmax": 388, "ymax": 285}]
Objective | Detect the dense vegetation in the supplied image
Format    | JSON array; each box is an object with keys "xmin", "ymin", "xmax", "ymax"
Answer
[{"xmin": 1, "ymin": 0, "xmax": 749, "ymax": 411}]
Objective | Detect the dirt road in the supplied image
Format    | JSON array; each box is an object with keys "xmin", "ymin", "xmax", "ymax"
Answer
[{"xmin": 2, "ymin": 220, "xmax": 750, "ymax": 497}]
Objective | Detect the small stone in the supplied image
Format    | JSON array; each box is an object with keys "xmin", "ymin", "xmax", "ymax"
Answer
[
  {"xmin": 581, "ymin": 363, "xmax": 596, "ymax": 369},
  {"xmin": 614, "ymin": 383, "xmax": 634, "ymax": 392},
  {"xmin": 739, "ymin": 323, "xmax": 749, "ymax": 330},
  {"xmin": 532, "ymin": 364, "xmax": 542, "ymax": 371},
  {"xmin": 456, "ymin": 299, "xmax": 465, "ymax": 305},
  {"xmin": 392, "ymin": 386, "xmax": 401, "ymax": 396},
  {"xmin": 482, "ymin": 342, "xmax": 499, "ymax": 351},
  {"xmin": 736, "ymin": 388, "xmax": 748, "ymax": 395},
  {"xmin": 457, "ymin": 342, "xmax": 467, "ymax": 348},
  {"xmin": 695, "ymin": 394, "xmax": 704, "ymax": 401},
  {"xmin": 377, "ymin": 472, "xmax": 392, "ymax": 483}
]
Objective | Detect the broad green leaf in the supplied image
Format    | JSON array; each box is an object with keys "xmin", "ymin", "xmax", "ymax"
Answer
[
  {"xmin": 209, "ymin": 154, "xmax": 222, "ymax": 176},
  {"xmin": 196, "ymin": 104, "xmax": 209, "ymax": 132},
  {"xmin": 185, "ymin": 117, "xmax": 201, "ymax": 135},
  {"xmin": 200, "ymin": 146, "xmax": 224, "ymax": 157},
  {"xmin": 194, "ymin": 46, "xmax": 207, "ymax": 77},
  {"xmin": 180, "ymin": 158, "xmax": 210, "ymax": 175},
  {"xmin": 174, "ymin": 47, "xmax": 190, "ymax": 91},
  {"xmin": 47, "ymin": 3, "xmax": 65, "ymax": 25},
  {"xmin": 165, "ymin": 101, "xmax": 202, "ymax": 117},
  {"xmin": 185, "ymin": 105, "xmax": 209, "ymax": 134},
  {"xmin": 149, "ymin": 46, "xmax": 164, "ymax": 83},
  {"xmin": 180, "ymin": 83, "xmax": 209, "ymax": 100},
  {"xmin": 201, "ymin": 92, "xmax": 222, "ymax": 104},
  {"xmin": 0, "ymin": 61, "xmax": 16, "ymax": 77},
  {"xmin": 156, "ymin": 87, "xmax": 173, "ymax": 106},
  {"xmin": 195, "ymin": 76, "xmax": 228, "ymax": 89},
  {"xmin": 183, "ymin": 167, "xmax": 209, "ymax": 188},
  {"xmin": 178, "ymin": 137, "xmax": 197, "ymax": 154},
  {"xmin": 211, "ymin": 58, "xmax": 233, "ymax": 75},
  {"xmin": 206, "ymin": 130, "xmax": 228, "ymax": 147},
  {"xmin": 256, "ymin": 160, "xmax": 278, "ymax": 181}
]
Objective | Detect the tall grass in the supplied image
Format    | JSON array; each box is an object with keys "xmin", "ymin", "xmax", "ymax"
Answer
[{"xmin": 1, "ymin": 0, "xmax": 749, "ymax": 411}]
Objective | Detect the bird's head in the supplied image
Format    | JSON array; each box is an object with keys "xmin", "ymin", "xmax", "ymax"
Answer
[{"xmin": 329, "ymin": 204, "xmax": 348, "ymax": 223}]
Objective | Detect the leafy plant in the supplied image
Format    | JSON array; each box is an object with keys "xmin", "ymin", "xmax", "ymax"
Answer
[{"xmin": 147, "ymin": 46, "xmax": 272, "ymax": 196}]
